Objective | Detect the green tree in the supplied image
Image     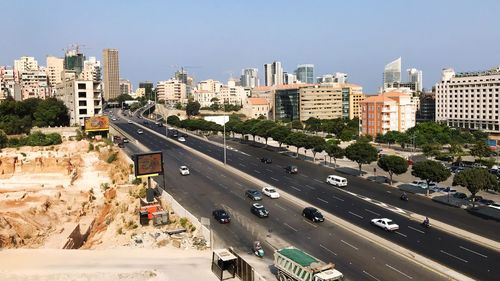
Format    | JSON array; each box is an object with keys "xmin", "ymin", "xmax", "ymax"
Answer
[
  {"xmin": 411, "ymin": 160, "xmax": 451, "ymax": 196},
  {"xmin": 291, "ymin": 120, "xmax": 303, "ymax": 130},
  {"xmin": 33, "ymin": 98, "xmax": 69, "ymax": 127},
  {"xmin": 167, "ymin": 115, "xmax": 181, "ymax": 127},
  {"xmin": 470, "ymin": 141, "xmax": 491, "ymax": 160},
  {"xmin": 339, "ymin": 128, "xmax": 356, "ymax": 141},
  {"xmin": 448, "ymin": 143, "xmax": 463, "ymax": 156},
  {"xmin": 304, "ymin": 117, "xmax": 322, "ymax": 132},
  {"xmin": 252, "ymin": 120, "xmax": 277, "ymax": 146},
  {"xmin": 268, "ymin": 126, "xmax": 291, "ymax": 147},
  {"xmin": 241, "ymin": 119, "xmax": 260, "ymax": 141},
  {"xmin": 345, "ymin": 142, "xmax": 378, "ymax": 173},
  {"xmin": 453, "ymin": 168, "xmax": 498, "ymax": 207},
  {"xmin": 322, "ymin": 118, "xmax": 345, "ymax": 136},
  {"xmin": 377, "ymin": 155, "xmax": 409, "ymax": 185},
  {"xmin": 305, "ymin": 136, "xmax": 325, "ymax": 162},
  {"xmin": 324, "ymin": 143, "xmax": 344, "ymax": 167},
  {"xmin": 0, "ymin": 129, "xmax": 7, "ymax": 148},
  {"xmin": 284, "ymin": 132, "xmax": 309, "ymax": 157},
  {"xmin": 225, "ymin": 118, "xmax": 243, "ymax": 138},
  {"xmin": 186, "ymin": 101, "xmax": 201, "ymax": 118}
]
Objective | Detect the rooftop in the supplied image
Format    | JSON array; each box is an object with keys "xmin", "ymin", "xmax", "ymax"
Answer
[
  {"xmin": 248, "ymin": 97, "xmax": 268, "ymax": 105},
  {"xmin": 455, "ymin": 67, "xmax": 500, "ymax": 78},
  {"xmin": 360, "ymin": 94, "xmax": 397, "ymax": 103}
]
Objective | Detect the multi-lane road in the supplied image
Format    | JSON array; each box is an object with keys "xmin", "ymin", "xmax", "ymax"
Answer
[{"xmin": 112, "ymin": 109, "xmax": 499, "ymax": 280}]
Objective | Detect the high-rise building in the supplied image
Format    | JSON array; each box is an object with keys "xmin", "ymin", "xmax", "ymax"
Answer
[
  {"xmin": 264, "ymin": 61, "xmax": 283, "ymax": 86},
  {"xmin": 120, "ymin": 79, "xmax": 132, "ymax": 96},
  {"xmin": 295, "ymin": 64, "xmax": 314, "ymax": 84},
  {"xmin": 407, "ymin": 68, "xmax": 423, "ymax": 92},
  {"xmin": 284, "ymin": 72, "xmax": 298, "ymax": 84},
  {"xmin": 102, "ymin": 48, "xmax": 120, "ymax": 101},
  {"xmin": 46, "ymin": 56, "xmax": 64, "ymax": 88},
  {"xmin": 360, "ymin": 91, "xmax": 416, "ymax": 135},
  {"xmin": 81, "ymin": 57, "xmax": 101, "ymax": 82},
  {"xmin": 138, "ymin": 81, "xmax": 154, "ymax": 100},
  {"xmin": 240, "ymin": 68, "xmax": 259, "ymax": 88},
  {"xmin": 416, "ymin": 91, "xmax": 435, "ymax": 122},
  {"xmin": 383, "ymin": 57, "xmax": 401, "ymax": 89},
  {"xmin": 64, "ymin": 50, "xmax": 85, "ymax": 76},
  {"xmin": 317, "ymin": 73, "xmax": 347, "ymax": 84},
  {"xmin": 14, "ymin": 56, "xmax": 38, "ymax": 72},
  {"xmin": 156, "ymin": 79, "xmax": 187, "ymax": 104},
  {"xmin": 435, "ymin": 67, "xmax": 500, "ymax": 133}
]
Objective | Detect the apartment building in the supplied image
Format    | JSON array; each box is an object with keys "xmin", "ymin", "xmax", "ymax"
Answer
[
  {"xmin": 102, "ymin": 48, "xmax": 120, "ymax": 101},
  {"xmin": 14, "ymin": 56, "xmax": 38, "ymax": 72},
  {"xmin": 192, "ymin": 90, "xmax": 216, "ymax": 107},
  {"xmin": 219, "ymin": 79, "xmax": 246, "ymax": 105},
  {"xmin": 360, "ymin": 91, "xmax": 416, "ymax": 135},
  {"xmin": 435, "ymin": 67, "xmax": 500, "ymax": 133},
  {"xmin": 274, "ymin": 84, "xmax": 313, "ymax": 121},
  {"xmin": 299, "ymin": 84, "xmax": 343, "ymax": 121},
  {"xmin": 243, "ymin": 97, "xmax": 270, "ymax": 119},
  {"xmin": 55, "ymin": 78, "xmax": 102, "ymax": 126},
  {"xmin": 20, "ymin": 70, "xmax": 49, "ymax": 100},
  {"xmin": 46, "ymin": 56, "xmax": 64, "ymax": 89},
  {"xmin": 119, "ymin": 79, "xmax": 132, "ymax": 96},
  {"xmin": 156, "ymin": 79, "xmax": 187, "ymax": 104}
]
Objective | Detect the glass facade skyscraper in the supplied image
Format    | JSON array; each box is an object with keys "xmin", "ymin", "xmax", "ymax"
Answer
[
  {"xmin": 295, "ymin": 64, "xmax": 314, "ymax": 84},
  {"xmin": 274, "ymin": 88, "xmax": 300, "ymax": 121}
]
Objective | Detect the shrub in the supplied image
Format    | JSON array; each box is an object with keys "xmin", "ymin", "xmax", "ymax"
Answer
[
  {"xmin": 88, "ymin": 143, "xmax": 94, "ymax": 151},
  {"xmin": 107, "ymin": 152, "xmax": 118, "ymax": 163},
  {"xmin": 101, "ymin": 183, "xmax": 110, "ymax": 191},
  {"xmin": 132, "ymin": 178, "xmax": 142, "ymax": 185},
  {"xmin": 180, "ymin": 217, "xmax": 188, "ymax": 228}
]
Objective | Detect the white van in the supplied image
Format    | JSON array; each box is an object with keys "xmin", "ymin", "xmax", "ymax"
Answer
[{"xmin": 326, "ymin": 175, "xmax": 347, "ymax": 187}]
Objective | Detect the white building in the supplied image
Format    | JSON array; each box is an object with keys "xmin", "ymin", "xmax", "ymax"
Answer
[
  {"xmin": 81, "ymin": 57, "xmax": 101, "ymax": 82},
  {"xmin": 317, "ymin": 72, "xmax": 347, "ymax": 84},
  {"xmin": 435, "ymin": 67, "xmax": 500, "ymax": 133},
  {"xmin": 240, "ymin": 68, "xmax": 259, "ymax": 88},
  {"xmin": 284, "ymin": 72, "xmax": 298, "ymax": 84},
  {"xmin": 120, "ymin": 79, "xmax": 132, "ymax": 96},
  {"xmin": 14, "ymin": 56, "xmax": 38, "ymax": 72},
  {"xmin": 198, "ymin": 79, "xmax": 222, "ymax": 93},
  {"xmin": 192, "ymin": 90, "xmax": 217, "ymax": 107},
  {"xmin": 264, "ymin": 61, "xmax": 283, "ymax": 86},
  {"xmin": 156, "ymin": 79, "xmax": 187, "ymax": 104},
  {"xmin": 0, "ymin": 67, "xmax": 20, "ymax": 100},
  {"xmin": 55, "ymin": 78, "xmax": 102, "ymax": 126},
  {"xmin": 407, "ymin": 68, "xmax": 423, "ymax": 92},
  {"xmin": 219, "ymin": 78, "xmax": 246, "ymax": 105},
  {"xmin": 383, "ymin": 57, "xmax": 401, "ymax": 90}
]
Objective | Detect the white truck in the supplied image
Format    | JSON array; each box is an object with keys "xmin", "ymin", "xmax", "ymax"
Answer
[{"xmin": 274, "ymin": 247, "xmax": 344, "ymax": 281}]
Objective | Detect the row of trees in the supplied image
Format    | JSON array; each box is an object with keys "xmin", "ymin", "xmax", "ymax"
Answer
[
  {"xmin": 0, "ymin": 97, "xmax": 69, "ymax": 135},
  {"xmin": 0, "ymin": 130, "xmax": 62, "ymax": 148}
]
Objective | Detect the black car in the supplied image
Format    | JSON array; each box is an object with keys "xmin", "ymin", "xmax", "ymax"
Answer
[
  {"xmin": 453, "ymin": 192, "xmax": 467, "ymax": 199},
  {"xmin": 143, "ymin": 120, "xmax": 149, "ymax": 125},
  {"xmin": 302, "ymin": 207, "xmax": 324, "ymax": 222},
  {"xmin": 285, "ymin": 165, "xmax": 298, "ymax": 174},
  {"xmin": 212, "ymin": 209, "xmax": 231, "ymax": 224},
  {"xmin": 250, "ymin": 203, "xmax": 269, "ymax": 218},
  {"xmin": 478, "ymin": 198, "xmax": 495, "ymax": 206},
  {"xmin": 260, "ymin": 157, "xmax": 272, "ymax": 164},
  {"xmin": 245, "ymin": 189, "xmax": 262, "ymax": 201}
]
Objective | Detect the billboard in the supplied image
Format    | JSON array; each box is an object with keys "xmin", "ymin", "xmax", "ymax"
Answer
[
  {"xmin": 134, "ymin": 151, "xmax": 164, "ymax": 178},
  {"xmin": 84, "ymin": 116, "xmax": 110, "ymax": 132}
]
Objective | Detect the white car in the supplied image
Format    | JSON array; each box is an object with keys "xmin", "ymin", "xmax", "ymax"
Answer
[
  {"xmin": 488, "ymin": 203, "xmax": 500, "ymax": 210},
  {"xmin": 178, "ymin": 136, "xmax": 186, "ymax": 142},
  {"xmin": 179, "ymin": 166, "xmax": 190, "ymax": 176},
  {"xmin": 127, "ymin": 120, "xmax": 133, "ymax": 124},
  {"xmin": 262, "ymin": 186, "xmax": 280, "ymax": 199},
  {"xmin": 371, "ymin": 218, "xmax": 399, "ymax": 231}
]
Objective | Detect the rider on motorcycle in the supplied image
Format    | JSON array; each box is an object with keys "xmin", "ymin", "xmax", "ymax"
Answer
[
  {"xmin": 423, "ymin": 216, "xmax": 430, "ymax": 226},
  {"xmin": 401, "ymin": 192, "xmax": 408, "ymax": 200}
]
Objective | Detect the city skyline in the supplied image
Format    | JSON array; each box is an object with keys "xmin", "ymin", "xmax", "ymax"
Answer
[{"xmin": 1, "ymin": 0, "xmax": 499, "ymax": 93}]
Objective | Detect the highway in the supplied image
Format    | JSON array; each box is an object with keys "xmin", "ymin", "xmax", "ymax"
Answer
[
  {"xmin": 111, "ymin": 115, "xmax": 448, "ymax": 281},
  {"xmin": 118, "ymin": 110, "xmax": 500, "ymax": 281}
]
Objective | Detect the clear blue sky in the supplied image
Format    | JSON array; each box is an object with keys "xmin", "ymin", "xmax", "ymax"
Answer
[{"xmin": 1, "ymin": 0, "xmax": 499, "ymax": 93}]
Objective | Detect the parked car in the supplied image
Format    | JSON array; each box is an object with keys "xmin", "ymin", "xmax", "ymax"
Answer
[
  {"xmin": 212, "ymin": 209, "xmax": 230, "ymax": 223},
  {"xmin": 488, "ymin": 203, "xmax": 500, "ymax": 210},
  {"xmin": 123, "ymin": 137, "xmax": 129, "ymax": 143},
  {"xmin": 245, "ymin": 189, "xmax": 262, "ymax": 201},
  {"xmin": 371, "ymin": 218, "xmax": 399, "ymax": 231},
  {"xmin": 137, "ymin": 129, "xmax": 144, "ymax": 134},
  {"xmin": 260, "ymin": 157, "xmax": 272, "ymax": 164},
  {"xmin": 478, "ymin": 198, "xmax": 495, "ymax": 206},
  {"xmin": 179, "ymin": 166, "xmax": 190, "ymax": 176},
  {"xmin": 302, "ymin": 207, "xmax": 324, "ymax": 222},
  {"xmin": 262, "ymin": 186, "xmax": 280, "ymax": 199},
  {"xmin": 127, "ymin": 120, "xmax": 133, "ymax": 124},
  {"xmin": 250, "ymin": 203, "xmax": 269, "ymax": 218},
  {"xmin": 453, "ymin": 192, "xmax": 467, "ymax": 199},
  {"xmin": 285, "ymin": 165, "xmax": 298, "ymax": 174}
]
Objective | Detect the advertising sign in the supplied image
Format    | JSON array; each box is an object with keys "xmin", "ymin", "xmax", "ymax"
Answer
[
  {"xmin": 134, "ymin": 151, "xmax": 164, "ymax": 178},
  {"xmin": 84, "ymin": 116, "xmax": 110, "ymax": 132}
]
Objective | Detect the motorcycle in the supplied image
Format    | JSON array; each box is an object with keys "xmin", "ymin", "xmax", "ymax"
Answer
[
  {"xmin": 422, "ymin": 220, "xmax": 431, "ymax": 228},
  {"xmin": 253, "ymin": 241, "xmax": 264, "ymax": 258},
  {"xmin": 400, "ymin": 194, "xmax": 408, "ymax": 201}
]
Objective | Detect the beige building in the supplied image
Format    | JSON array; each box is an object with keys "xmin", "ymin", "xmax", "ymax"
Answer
[
  {"xmin": 343, "ymin": 83, "xmax": 366, "ymax": 119},
  {"xmin": 299, "ymin": 84, "xmax": 343, "ymax": 121},
  {"xmin": 192, "ymin": 90, "xmax": 216, "ymax": 107},
  {"xmin": 198, "ymin": 79, "xmax": 222, "ymax": 93},
  {"xmin": 46, "ymin": 56, "xmax": 64, "ymax": 88},
  {"xmin": 102, "ymin": 48, "xmax": 120, "ymax": 100},
  {"xmin": 119, "ymin": 79, "xmax": 132, "ymax": 96},
  {"xmin": 14, "ymin": 56, "xmax": 38, "ymax": 72},
  {"xmin": 156, "ymin": 79, "xmax": 187, "ymax": 104},
  {"xmin": 81, "ymin": 57, "xmax": 101, "ymax": 82},
  {"xmin": 244, "ymin": 97, "xmax": 270, "ymax": 119},
  {"xmin": 134, "ymin": 87, "xmax": 145, "ymax": 98},
  {"xmin": 20, "ymin": 70, "xmax": 49, "ymax": 100},
  {"xmin": 219, "ymin": 78, "xmax": 246, "ymax": 105},
  {"xmin": 55, "ymin": 78, "xmax": 102, "ymax": 126}
]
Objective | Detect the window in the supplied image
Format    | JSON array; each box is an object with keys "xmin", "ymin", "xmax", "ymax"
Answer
[
  {"xmin": 78, "ymin": 92, "xmax": 86, "ymax": 98},
  {"xmin": 79, "ymin": 101, "xmax": 87, "ymax": 106},
  {"xmin": 79, "ymin": 109, "xmax": 87, "ymax": 115},
  {"xmin": 78, "ymin": 83, "xmax": 86, "ymax": 90}
]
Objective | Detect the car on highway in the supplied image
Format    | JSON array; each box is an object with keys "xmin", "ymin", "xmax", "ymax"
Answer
[
  {"xmin": 111, "ymin": 117, "xmax": 117, "ymax": 121},
  {"xmin": 122, "ymin": 137, "xmax": 129, "ymax": 143},
  {"xmin": 371, "ymin": 218, "xmax": 399, "ymax": 231},
  {"xmin": 285, "ymin": 165, "xmax": 298, "ymax": 174},
  {"xmin": 178, "ymin": 136, "xmax": 186, "ymax": 142},
  {"xmin": 245, "ymin": 189, "xmax": 262, "ymax": 201},
  {"xmin": 179, "ymin": 166, "xmax": 190, "ymax": 175},
  {"xmin": 488, "ymin": 203, "xmax": 500, "ymax": 210},
  {"xmin": 326, "ymin": 175, "xmax": 347, "ymax": 187},
  {"xmin": 127, "ymin": 120, "xmax": 133, "ymax": 124},
  {"xmin": 262, "ymin": 186, "xmax": 280, "ymax": 198},
  {"xmin": 260, "ymin": 157, "xmax": 272, "ymax": 164},
  {"xmin": 250, "ymin": 203, "xmax": 269, "ymax": 218},
  {"xmin": 302, "ymin": 207, "xmax": 324, "ymax": 222},
  {"xmin": 212, "ymin": 209, "xmax": 230, "ymax": 223},
  {"xmin": 137, "ymin": 129, "xmax": 144, "ymax": 134}
]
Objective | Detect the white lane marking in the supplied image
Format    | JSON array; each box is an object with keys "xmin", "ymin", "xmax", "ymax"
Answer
[
  {"xmin": 270, "ymin": 177, "xmax": 279, "ymax": 182},
  {"xmin": 363, "ymin": 270, "xmax": 381, "ymax": 281},
  {"xmin": 407, "ymin": 226, "xmax": 425, "ymax": 234},
  {"xmin": 440, "ymin": 250, "xmax": 468, "ymax": 263},
  {"xmin": 305, "ymin": 184, "xmax": 316, "ymax": 190},
  {"xmin": 205, "ymin": 175, "xmax": 213, "ymax": 181},
  {"xmin": 220, "ymin": 174, "xmax": 226, "ymax": 178},
  {"xmin": 239, "ymin": 163, "xmax": 246, "ymax": 167},
  {"xmin": 284, "ymin": 222, "xmax": 298, "ymax": 232},
  {"xmin": 459, "ymin": 246, "xmax": 488, "ymax": 258},
  {"xmin": 317, "ymin": 197, "xmax": 329, "ymax": 204},
  {"xmin": 348, "ymin": 211, "xmax": 364, "ymax": 219},
  {"xmin": 364, "ymin": 209, "xmax": 380, "ymax": 216},
  {"xmin": 395, "ymin": 231, "xmax": 407, "ymax": 238},
  {"xmin": 303, "ymin": 219, "xmax": 318, "ymax": 228},
  {"xmin": 290, "ymin": 185, "xmax": 301, "ymax": 191},
  {"xmin": 266, "ymin": 169, "xmax": 273, "ymax": 172},
  {"xmin": 235, "ymin": 182, "xmax": 242, "ymax": 187},
  {"xmin": 300, "ymin": 174, "xmax": 309, "ymax": 178},
  {"xmin": 313, "ymin": 179, "xmax": 322, "ymax": 183},
  {"xmin": 207, "ymin": 166, "xmax": 214, "ymax": 171},
  {"xmin": 332, "ymin": 195, "xmax": 344, "ymax": 202},
  {"xmin": 341, "ymin": 239, "xmax": 359, "ymax": 250},
  {"xmin": 218, "ymin": 183, "xmax": 228, "ymax": 189},
  {"xmin": 385, "ymin": 264, "xmax": 413, "ymax": 279},
  {"xmin": 320, "ymin": 244, "xmax": 337, "ymax": 256},
  {"xmin": 253, "ymin": 170, "xmax": 261, "ymax": 174},
  {"xmin": 274, "ymin": 203, "xmax": 287, "ymax": 211}
]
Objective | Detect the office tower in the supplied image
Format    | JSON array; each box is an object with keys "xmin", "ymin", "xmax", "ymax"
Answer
[
  {"xmin": 295, "ymin": 64, "xmax": 314, "ymax": 84},
  {"xmin": 284, "ymin": 72, "xmax": 298, "ymax": 84},
  {"xmin": 14, "ymin": 56, "xmax": 38, "ymax": 72},
  {"xmin": 264, "ymin": 61, "xmax": 283, "ymax": 86},
  {"xmin": 46, "ymin": 56, "xmax": 64, "ymax": 88},
  {"xmin": 383, "ymin": 57, "xmax": 401, "ymax": 89},
  {"xmin": 102, "ymin": 48, "xmax": 120, "ymax": 101},
  {"xmin": 407, "ymin": 68, "xmax": 423, "ymax": 92},
  {"xmin": 435, "ymin": 67, "xmax": 500, "ymax": 133},
  {"xmin": 240, "ymin": 68, "xmax": 259, "ymax": 88},
  {"xmin": 120, "ymin": 79, "xmax": 132, "ymax": 96}
]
